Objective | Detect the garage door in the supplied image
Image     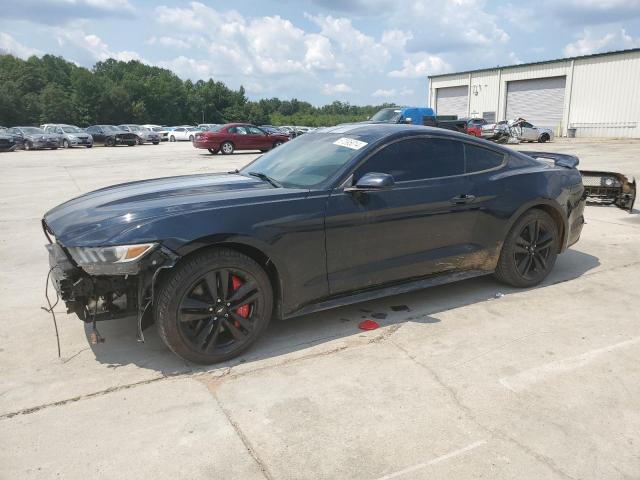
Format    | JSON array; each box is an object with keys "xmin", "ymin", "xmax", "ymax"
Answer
[
  {"xmin": 436, "ymin": 86, "xmax": 468, "ymax": 118},
  {"xmin": 506, "ymin": 77, "xmax": 566, "ymax": 130}
]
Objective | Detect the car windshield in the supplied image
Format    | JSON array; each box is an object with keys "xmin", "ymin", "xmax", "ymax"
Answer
[
  {"xmin": 370, "ymin": 108, "xmax": 402, "ymax": 122},
  {"xmin": 62, "ymin": 126, "xmax": 83, "ymax": 133},
  {"xmin": 22, "ymin": 127, "xmax": 45, "ymax": 134},
  {"xmin": 240, "ymin": 132, "xmax": 372, "ymax": 188},
  {"xmin": 103, "ymin": 125, "xmax": 120, "ymax": 132}
]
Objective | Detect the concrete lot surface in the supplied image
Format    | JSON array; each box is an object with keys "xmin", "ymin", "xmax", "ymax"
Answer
[{"xmin": 1, "ymin": 138, "xmax": 639, "ymax": 479}]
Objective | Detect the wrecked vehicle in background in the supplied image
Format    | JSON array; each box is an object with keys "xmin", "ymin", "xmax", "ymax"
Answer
[
  {"xmin": 580, "ymin": 170, "xmax": 636, "ymax": 212},
  {"xmin": 482, "ymin": 118, "xmax": 553, "ymax": 144},
  {"xmin": 43, "ymin": 123, "xmax": 586, "ymax": 364}
]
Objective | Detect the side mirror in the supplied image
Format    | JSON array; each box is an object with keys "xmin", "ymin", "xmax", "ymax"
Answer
[{"xmin": 345, "ymin": 172, "xmax": 395, "ymax": 192}]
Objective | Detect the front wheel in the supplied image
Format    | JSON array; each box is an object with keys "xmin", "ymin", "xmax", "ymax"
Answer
[
  {"xmin": 86, "ymin": 144, "xmax": 93, "ymax": 148},
  {"xmin": 155, "ymin": 248, "xmax": 273, "ymax": 364},
  {"xmin": 495, "ymin": 209, "xmax": 559, "ymax": 288},
  {"xmin": 169, "ymin": 136, "xmax": 176, "ymax": 142},
  {"xmin": 153, "ymin": 141, "xmax": 159, "ymax": 145},
  {"xmin": 220, "ymin": 141, "xmax": 234, "ymax": 155},
  {"xmin": 273, "ymin": 141, "xmax": 283, "ymax": 149},
  {"xmin": 539, "ymin": 134, "xmax": 550, "ymax": 143},
  {"xmin": 24, "ymin": 141, "xmax": 32, "ymax": 151},
  {"xmin": 63, "ymin": 139, "xmax": 70, "ymax": 148}
]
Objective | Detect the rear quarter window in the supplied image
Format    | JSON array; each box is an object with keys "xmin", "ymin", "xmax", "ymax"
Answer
[{"xmin": 464, "ymin": 144, "xmax": 504, "ymax": 173}]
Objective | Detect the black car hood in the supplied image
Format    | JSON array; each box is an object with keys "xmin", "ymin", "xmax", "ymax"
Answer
[{"xmin": 44, "ymin": 172, "xmax": 293, "ymax": 246}]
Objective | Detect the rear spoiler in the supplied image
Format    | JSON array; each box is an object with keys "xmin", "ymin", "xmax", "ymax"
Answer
[
  {"xmin": 579, "ymin": 170, "xmax": 637, "ymax": 212},
  {"xmin": 520, "ymin": 151, "xmax": 579, "ymax": 169}
]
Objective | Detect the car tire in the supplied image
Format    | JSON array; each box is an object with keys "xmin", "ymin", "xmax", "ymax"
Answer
[
  {"xmin": 63, "ymin": 139, "xmax": 70, "ymax": 148},
  {"xmin": 155, "ymin": 247, "xmax": 273, "ymax": 364},
  {"xmin": 495, "ymin": 209, "xmax": 559, "ymax": 288},
  {"xmin": 170, "ymin": 136, "xmax": 175, "ymax": 142},
  {"xmin": 273, "ymin": 141, "xmax": 283, "ymax": 149},
  {"xmin": 153, "ymin": 141, "xmax": 159, "ymax": 145},
  {"xmin": 207, "ymin": 148, "xmax": 219, "ymax": 155},
  {"xmin": 51, "ymin": 146, "xmax": 58, "ymax": 150},
  {"xmin": 106, "ymin": 137, "xmax": 115, "ymax": 147},
  {"xmin": 220, "ymin": 141, "xmax": 234, "ymax": 155},
  {"xmin": 539, "ymin": 134, "xmax": 550, "ymax": 143},
  {"xmin": 189, "ymin": 135, "xmax": 194, "ymax": 142},
  {"xmin": 24, "ymin": 141, "xmax": 32, "ymax": 151},
  {"xmin": 137, "ymin": 138, "xmax": 143, "ymax": 145},
  {"xmin": 86, "ymin": 144, "xmax": 93, "ymax": 148}
]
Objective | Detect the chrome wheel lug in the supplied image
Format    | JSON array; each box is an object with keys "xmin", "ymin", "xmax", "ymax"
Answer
[{"xmin": 224, "ymin": 313, "xmax": 229, "ymax": 318}]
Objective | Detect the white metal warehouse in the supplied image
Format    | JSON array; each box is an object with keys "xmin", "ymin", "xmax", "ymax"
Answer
[{"xmin": 427, "ymin": 48, "xmax": 640, "ymax": 138}]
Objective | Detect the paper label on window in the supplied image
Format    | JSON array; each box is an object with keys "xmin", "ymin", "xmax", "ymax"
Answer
[{"xmin": 333, "ymin": 137, "xmax": 368, "ymax": 150}]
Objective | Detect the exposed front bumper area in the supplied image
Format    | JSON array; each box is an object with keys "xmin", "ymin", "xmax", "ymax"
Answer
[
  {"xmin": 580, "ymin": 170, "xmax": 636, "ymax": 212},
  {"xmin": 44, "ymin": 231, "xmax": 177, "ymax": 331}
]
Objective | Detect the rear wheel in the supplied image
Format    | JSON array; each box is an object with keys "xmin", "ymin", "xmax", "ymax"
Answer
[
  {"xmin": 220, "ymin": 141, "xmax": 234, "ymax": 155},
  {"xmin": 495, "ymin": 209, "xmax": 559, "ymax": 288},
  {"xmin": 539, "ymin": 133, "xmax": 550, "ymax": 143},
  {"xmin": 106, "ymin": 137, "xmax": 115, "ymax": 147},
  {"xmin": 63, "ymin": 139, "xmax": 70, "ymax": 148},
  {"xmin": 24, "ymin": 141, "xmax": 32, "ymax": 151},
  {"xmin": 170, "ymin": 135, "xmax": 176, "ymax": 142},
  {"xmin": 155, "ymin": 248, "xmax": 273, "ymax": 364}
]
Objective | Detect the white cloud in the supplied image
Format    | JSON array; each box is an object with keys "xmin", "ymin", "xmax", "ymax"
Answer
[
  {"xmin": 0, "ymin": 33, "xmax": 42, "ymax": 58},
  {"xmin": 381, "ymin": 29, "xmax": 413, "ymax": 50},
  {"xmin": 564, "ymin": 28, "xmax": 640, "ymax": 56},
  {"xmin": 389, "ymin": 52, "xmax": 450, "ymax": 78},
  {"xmin": 323, "ymin": 83, "xmax": 353, "ymax": 95},
  {"xmin": 55, "ymin": 30, "xmax": 143, "ymax": 62},
  {"xmin": 372, "ymin": 88, "xmax": 396, "ymax": 98},
  {"xmin": 146, "ymin": 36, "xmax": 191, "ymax": 50}
]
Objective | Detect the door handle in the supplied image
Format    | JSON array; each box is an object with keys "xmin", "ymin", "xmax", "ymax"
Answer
[{"xmin": 450, "ymin": 194, "xmax": 476, "ymax": 205}]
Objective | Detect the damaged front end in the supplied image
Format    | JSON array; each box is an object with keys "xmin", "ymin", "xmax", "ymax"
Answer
[
  {"xmin": 579, "ymin": 171, "xmax": 637, "ymax": 212},
  {"xmin": 43, "ymin": 220, "xmax": 177, "ymax": 341}
]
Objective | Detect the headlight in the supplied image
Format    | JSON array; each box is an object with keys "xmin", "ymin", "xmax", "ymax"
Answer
[{"xmin": 68, "ymin": 243, "xmax": 156, "ymax": 275}]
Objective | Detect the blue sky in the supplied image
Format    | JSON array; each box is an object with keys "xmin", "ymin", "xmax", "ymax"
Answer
[{"xmin": 1, "ymin": 0, "xmax": 639, "ymax": 105}]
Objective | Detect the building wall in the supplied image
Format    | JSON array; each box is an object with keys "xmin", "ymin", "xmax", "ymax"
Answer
[{"xmin": 428, "ymin": 50, "xmax": 640, "ymax": 138}]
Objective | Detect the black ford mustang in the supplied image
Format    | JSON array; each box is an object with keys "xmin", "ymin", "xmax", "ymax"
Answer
[{"xmin": 43, "ymin": 124, "xmax": 585, "ymax": 364}]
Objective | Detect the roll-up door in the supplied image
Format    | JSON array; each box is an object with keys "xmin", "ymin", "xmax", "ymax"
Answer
[
  {"xmin": 506, "ymin": 76, "xmax": 566, "ymax": 130},
  {"xmin": 436, "ymin": 86, "xmax": 468, "ymax": 118}
]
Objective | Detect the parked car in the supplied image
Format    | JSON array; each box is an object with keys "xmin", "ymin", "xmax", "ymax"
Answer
[
  {"xmin": 260, "ymin": 125, "xmax": 289, "ymax": 136},
  {"xmin": 0, "ymin": 129, "xmax": 17, "ymax": 152},
  {"xmin": 42, "ymin": 124, "xmax": 93, "ymax": 148},
  {"xmin": 482, "ymin": 118, "xmax": 553, "ymax": 143},
  {"xmin": 198, "ymin": 123, "xmax": 220, "ymax": 131},
  {"xmin": 193, "ymin": 123, "xmax": 290, "ymax": 154},
  {"xmin": 6, "ymin": 126, "xmax": 60, "ymax": 150},
  {"xmin": 142, "ymin": 124, "xmax": 171, "ymax": 142},
  {"xmin": 43, "ymin": 123, "xmax": 585, "ymax": 364},
  {"xmin": 168, "ymin": 127, "xmax": 201, "ymax": 142},
  {"xmin": 118, "ymin": 125, "xmax": 161, "ymax": 145},
  {"xmin": 464, "ymin": 118, "xmax": 487, "ymax": 137},
  {"xmin": 85, "ymin": 125, "xmax": 137, "ymax": 146}
]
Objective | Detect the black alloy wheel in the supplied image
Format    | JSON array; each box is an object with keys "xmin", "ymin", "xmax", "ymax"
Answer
[
  {"xmin": 155, "ymin": 248, "xmax": 273, "ymax": 364},
  {"xmin": 178, "ymin": 269, "xmax": 259, "ymax": 356},
  {"xmin": 513, "ymin": 219, "xmax": 554, "ymax": 281},
  {"xmin": 495, "ymin": 209, "xmax": 558, "ymax": 288}
]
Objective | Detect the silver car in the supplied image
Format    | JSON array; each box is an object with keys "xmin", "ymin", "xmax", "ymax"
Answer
[
  {"xmin": 42, "ymin": 124, "xmax": 93, "ymax": 148},
  {"xmin": 119, "ymin": 124, "xmax": 161, "ymax": 145},
  {"xmin": 481, "ymin": 118, "xmax": 553, "ymax": 143}
]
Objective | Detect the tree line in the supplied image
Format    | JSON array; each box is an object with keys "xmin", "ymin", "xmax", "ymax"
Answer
[{"xmin": 0, "ymin": 54, "xmax": 396, "ymax": 127}]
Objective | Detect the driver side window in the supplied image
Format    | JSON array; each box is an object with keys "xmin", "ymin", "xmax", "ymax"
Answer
[{"xmin": 354, "ymin": 138, "xmax": 465, "ymax": 183}]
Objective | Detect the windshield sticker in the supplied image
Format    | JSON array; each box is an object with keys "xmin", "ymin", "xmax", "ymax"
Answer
[{"xmin": 333, "ymin": 137, "xmax": 368, "ymax": 150}]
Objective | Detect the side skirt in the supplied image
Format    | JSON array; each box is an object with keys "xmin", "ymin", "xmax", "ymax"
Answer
[{"xmin": 284, "ymin": 269, "xmax": 491, "ymax": 319}]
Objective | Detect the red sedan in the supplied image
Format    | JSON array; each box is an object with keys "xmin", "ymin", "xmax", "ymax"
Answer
[
  {"xmin": 193, "ymin": 123, "xmax": 290, "ymax": 155},
  {"xmin": 464, "ymin": 118, "xmax": 487, "ymax": 137}
]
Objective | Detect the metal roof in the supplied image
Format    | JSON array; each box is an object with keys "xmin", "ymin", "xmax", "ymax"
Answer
[{"xmin": 428, "ymin": 48, "xmax": 640, "ymax": 79}]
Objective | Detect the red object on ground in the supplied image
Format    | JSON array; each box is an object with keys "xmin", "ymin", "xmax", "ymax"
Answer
[{"xmin": 358, "ymin": 319, "xmax": 380, "ymax": 331}]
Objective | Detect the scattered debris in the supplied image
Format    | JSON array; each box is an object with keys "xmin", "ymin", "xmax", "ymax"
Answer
[
  {"xmin": 358, "ymin": 319, "xmax": 380, "ymax": 331},
  {"xmin": 390, "ymin": 305, "xmax": 410, "ymax": 312}
]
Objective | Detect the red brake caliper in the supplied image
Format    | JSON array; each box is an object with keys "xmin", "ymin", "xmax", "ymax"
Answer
[{"xmin": 231, "ymin": 275, "xmax": 250, "ymax": 327}]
